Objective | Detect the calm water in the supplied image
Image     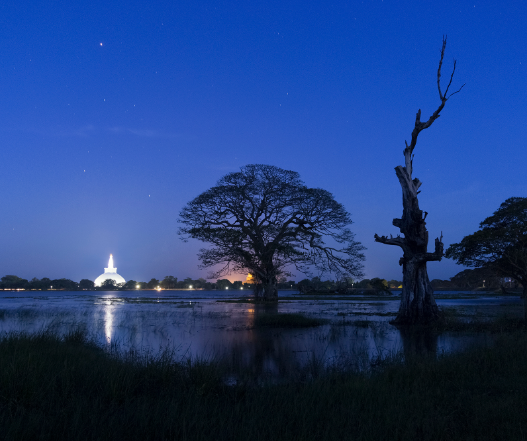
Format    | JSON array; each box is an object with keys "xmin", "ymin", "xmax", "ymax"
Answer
[{"xmin": 0, "ymin": 290, "xmax": 522, "ymax": 380}]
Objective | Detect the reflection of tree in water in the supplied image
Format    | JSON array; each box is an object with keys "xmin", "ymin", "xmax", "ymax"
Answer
[
  {"xmin": 244, "ymin": 301, "xmax": 279, "ymax": 327},
  {"xmin": 227, "ymin": 303, "xmax": 301, "ymax": 381},
  {"xmin": 397, "ymin": 326, "xmax": 438, "ymax": 359},
  {"xmin": 226, "ymin": 304, "xmax": 443, "ymax": 380}
]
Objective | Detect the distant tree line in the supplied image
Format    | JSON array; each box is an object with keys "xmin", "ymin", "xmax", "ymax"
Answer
[
  {"xmin": 296, "ymin": 277, "xmax": 397, "ymax": 295},
  {"xmin": 430, "ymin": 268, "xmax": 521, "ymax": 291},
  {"xmin": 2, "ymin": 268, "xmax": 521, "ymax": 293},
  {"xmin": 0, "ymin": 276, "xmax": 81, "ymax": 291},
  {"xmin": 297, "ymin": 277, "xmax": 350, "ymax": 294},
  {"xmin": 294, "ymin": 267, "xmax": 524, "ymax": 296},
  {"xmin": 359, "ymin": 268, "xmax": 523, "ymax": 293},
  {"xmin": 0, "ymin": 275, "xmax": 299, "ymax": 291}
]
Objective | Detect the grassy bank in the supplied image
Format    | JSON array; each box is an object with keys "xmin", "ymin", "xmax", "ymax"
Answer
[
  {"xmin": 433, "ymin": 309, "xmax": 526, "ymax": 333},
  {"xmin": 1, "ymin": 328, "xmax": 527, "ymax": 440}
]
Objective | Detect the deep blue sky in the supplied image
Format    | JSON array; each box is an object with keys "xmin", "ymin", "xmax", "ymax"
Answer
[{"xmin": 1, "ymin": 1, "xmax": 525, "ymax": 283}]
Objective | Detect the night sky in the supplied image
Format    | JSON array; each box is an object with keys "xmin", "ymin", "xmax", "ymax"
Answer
[{"xmin": 1, "ymin": 1, "xmax": 525, "ymax": 283}]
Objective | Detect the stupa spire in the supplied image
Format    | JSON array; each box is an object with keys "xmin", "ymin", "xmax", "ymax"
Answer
[
  {"xmin": 104, "ymin": 254, "xmax": 117, "ymax": 273},
  {"xmin": 95, "ymin": 253, "xmax": 126, "ymax": 287}
]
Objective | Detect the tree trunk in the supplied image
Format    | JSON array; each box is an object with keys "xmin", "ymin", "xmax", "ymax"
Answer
[
  {"xmin": 253, "ymin": 275, "xmax": 278, "ymax": 301},
  {"xmin": 263, "ymin": 278, "xmax": 278, "ymax": 301},
  {"xmin": 375, "ymin": 163, "xmax": 444, "ymax": 325},
  {"xmin": 393, "ymin": 258, "xmax": 441, "ymax": 325}
]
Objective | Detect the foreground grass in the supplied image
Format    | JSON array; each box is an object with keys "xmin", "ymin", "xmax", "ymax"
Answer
[
  {"xmin": 1, "ymin": 329, "xmax": 527, "ymax": 440},
  {"xmin": 435, "ymin": 314, "xmax": 526, "ymax": 333}
]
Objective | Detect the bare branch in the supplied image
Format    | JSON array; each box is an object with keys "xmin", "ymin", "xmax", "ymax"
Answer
[
  {"xmin": 447, "ymin": 82, "xmax": 465, "ymax": 99},
  {"xmin": 403, "ymin": 36, "xmax": 463, "ymax": 179},
  {"xmin": 437, "ymin": 36, "xmax": 447, "ymax": 100},
  {"xmin": 424, "ymin": 252, "xmax": 442, "ymax": 262},
  {"xmin": 374, "ymin": 233, "xmax": 406, "ymax": 248}
]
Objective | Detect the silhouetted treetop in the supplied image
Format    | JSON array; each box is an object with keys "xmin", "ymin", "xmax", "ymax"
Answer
[{"xmin": 178, "ymin": 164, "xmax": 365, "ymax": 300}]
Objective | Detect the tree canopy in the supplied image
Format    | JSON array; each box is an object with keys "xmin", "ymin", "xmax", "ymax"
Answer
[
  {"xmin": 79, "ymin": 279, "xmax": 95, "ymax": 290},
  {"xmin": 446, "ymin": 197, "xmax": 527, "ymax": 319},
  {"xmin": 178, "ymin": 164, "xmax": 365, "ymax": 300},
  {"xmin": 446, "ymin": 197, "xmax": 527, "ymax": 289},
  {"xmin": 100, "ymin": 279, "xmax": 120, "ymax": 290},
  {"xmin": 430, "ymin": 268, "xmax": 502, "ymax": 291},
  {"xmin": 147, "ymin": 278, "xmax": 160, "ymax": 289}
]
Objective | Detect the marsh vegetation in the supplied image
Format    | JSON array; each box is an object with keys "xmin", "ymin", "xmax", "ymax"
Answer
[
  {"xmin": 2, "ymin": 323, "xmax": 527, "ymax": 440},
  {"xmin": 0, "ymin": 290, "xmax": 523, "ymax": 375},
  {"xmin": 1, "ymin": 290, "xmax": 526, "ymax": 439}
]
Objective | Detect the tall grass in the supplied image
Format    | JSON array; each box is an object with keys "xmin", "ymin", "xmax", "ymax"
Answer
[{"xmin": 1, "ymin": 327, "xmax": 527, "ymax": 440}]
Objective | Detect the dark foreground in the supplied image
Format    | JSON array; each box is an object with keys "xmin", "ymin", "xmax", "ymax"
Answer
[{"xmin": 1, "ymin": 328, "xmax": 527, "ymax": 441}]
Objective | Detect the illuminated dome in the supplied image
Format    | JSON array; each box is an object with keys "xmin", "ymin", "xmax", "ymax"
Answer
[{"xmin": 94, "ymin": 254, "xmax": 126, "ymax": 287}]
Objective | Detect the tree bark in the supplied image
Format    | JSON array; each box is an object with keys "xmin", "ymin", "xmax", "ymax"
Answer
[
  {"xmin": 253, "ymin": 270, "xmax": 278, "ymax": 301},
  {"xmin": 396, "ymin": 258, "xmax": 441, "ymax": 324},
  {"xmin": 374, "ymin": 38, "xmax": 462, "ymax": 325},
  {"xmin": 263, "ymin": 278, "xmax": 278, "ymax": 301},
  {"xmin": 375, "ymin": 165, "xmax": 443, "ymax": 325}
]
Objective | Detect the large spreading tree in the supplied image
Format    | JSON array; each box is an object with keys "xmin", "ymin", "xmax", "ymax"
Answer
[
  {"xmin": 374, "ymin": 37, "xmax": 464, "ymax": 325},
  {"xmin": 446, "ymin": 197, "xmax": 527, "ymax": 321},
  {"xmin": 178, "ymin": 164, "xmax": 365, "ymax": 300}
]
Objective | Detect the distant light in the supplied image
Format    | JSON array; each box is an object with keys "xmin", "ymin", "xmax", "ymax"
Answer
[
  {"xmin": 136, "ymin": 284, "xmax": 140, "ymax": 289},
  {"xmin": 156, "ymin": 286, "xmax": 161, "ymax": 291},
  {"xmin": 240, "ymin": 287, "xmax": 243, "ymax": 290},
  {"xmin": 189, "ymin": 285, "xmax": 193, "ymax": 289},
  {"xmin": 100, "ymin": 42, "xmax": 103, "ymax": 46},
  {"xmin": 226, "ymin": 287, "xmax": 228, "ymax": 290}
]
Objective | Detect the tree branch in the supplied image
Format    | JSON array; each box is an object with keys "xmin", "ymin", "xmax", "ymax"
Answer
[
  {"xmin": 374, "ymin": 233, "xmax": 406, "ymax": 248},
  {"xmin": 403, "ymin": 36, "xmax": 464, "ymax": 179},
  {"xmin": 424, "ymin": 232, "xmax": 444, "ymax": 261}
]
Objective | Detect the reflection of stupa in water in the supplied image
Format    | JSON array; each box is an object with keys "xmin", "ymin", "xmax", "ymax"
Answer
[{"xmin": 94, "ymin": 254, "xmax": 126, "ymax": 287}]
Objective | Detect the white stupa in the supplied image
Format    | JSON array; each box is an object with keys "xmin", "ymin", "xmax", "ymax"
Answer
[{"xmin": 94, "ymin": 254, "xmax": 126, "ymax": 287}]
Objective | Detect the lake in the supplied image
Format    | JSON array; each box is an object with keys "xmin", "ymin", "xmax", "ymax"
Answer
[{"xmin": 0, "ymin": 290, "xmax": 522, "ymax": 382}]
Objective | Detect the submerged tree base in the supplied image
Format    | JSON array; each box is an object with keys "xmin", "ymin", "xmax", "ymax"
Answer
[{"xmin": 253, "ymin": 283, "xmax": 279, "ymax": 302}]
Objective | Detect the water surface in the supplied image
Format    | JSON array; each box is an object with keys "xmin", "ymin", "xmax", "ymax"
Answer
[{"xmin": 0, "ymin": 290, "xmax": 522, "ymax": 380}]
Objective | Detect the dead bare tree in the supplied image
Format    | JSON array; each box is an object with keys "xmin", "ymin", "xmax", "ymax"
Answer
[{"xmin": 375, "ymin": 37, "xmax": 464, "ymax": 325}]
